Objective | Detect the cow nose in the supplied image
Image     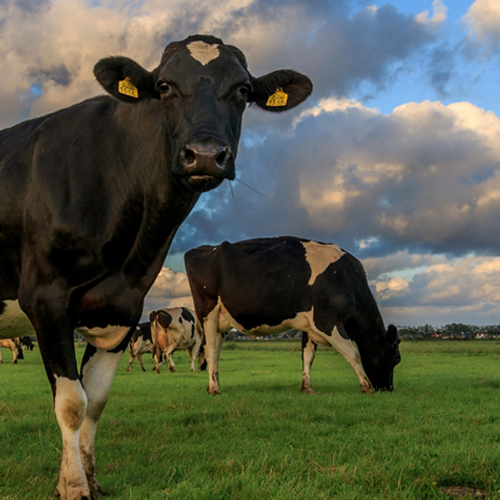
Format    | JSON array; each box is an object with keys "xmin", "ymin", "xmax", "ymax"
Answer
[{"xmin": 180, "ymin": 142, "xmax": 231, "ymax": 178}]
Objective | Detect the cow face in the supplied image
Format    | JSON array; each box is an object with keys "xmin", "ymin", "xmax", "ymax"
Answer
[
  {"xmin": 94, "ymin": 34, "xmax": 313, "ymax": 193},
  {"xmin": 362, "ymin": 325, "xmax": 401, "ymax": 391}
]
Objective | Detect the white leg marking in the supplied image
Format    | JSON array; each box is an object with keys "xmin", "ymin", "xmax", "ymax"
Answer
[
  {"xmin": 204, "ymin": 303, "xmax": 223, "ymax": 395},
  {"xmin": 53, "ymin": 375, "xmax": 89, "ymax": 499},
  {"xmin": 80, "ymin": 349, "xmax": 123, "ymax": 496},
  {"xmin": 325, "ymin": 326, "xmax": 373, "ymax": 393}
]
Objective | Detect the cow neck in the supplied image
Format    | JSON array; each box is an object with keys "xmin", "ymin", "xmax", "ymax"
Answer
[{"xmin": 109, "ymin": 99, "xmax": 201, "ymax": 289}]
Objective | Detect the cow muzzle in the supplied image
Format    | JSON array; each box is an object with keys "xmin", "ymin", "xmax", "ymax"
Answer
[{"xmin": 176, "ymin": 140, "xmax": 235, "ymax": 192}]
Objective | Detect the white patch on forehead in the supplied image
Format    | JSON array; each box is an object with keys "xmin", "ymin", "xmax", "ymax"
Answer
[
  {"xmin": 187, "ymin": 41, "xmax": 220, "ymax": 66},
  {"xmin": 302, "ymin": 241, "xmax": 346, "ymax": 286},
  {"xmin": 0, "ymin": 300, "xmax": 34, "ymax": 339}
]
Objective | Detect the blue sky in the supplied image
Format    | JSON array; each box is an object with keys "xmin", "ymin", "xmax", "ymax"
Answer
[{"xmin": 1, "ymin": 0, "xmax": 500, "ymax": 326}]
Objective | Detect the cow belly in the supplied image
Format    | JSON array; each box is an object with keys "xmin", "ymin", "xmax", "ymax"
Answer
[
  {"xmin": 76, "ymin": 325, "xmax": 130, "ymax": 351},
  {"xmin": 0, "ymin": 300, "xmax": 35, "ymax": 339},
  {"xmin": 218, "ymin": 299, "xmax": 309, "ymax": 337}
]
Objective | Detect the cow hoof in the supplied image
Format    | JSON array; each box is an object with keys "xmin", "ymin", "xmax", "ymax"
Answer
[
  {"xmin": 55, "ymin": 486, "xmax": 93, "ymax": 500},
  {"xmin": 361, "ymin": 386, "xmax": 375, "ymax": 394},
  {"xmin": 207, "ymin": 387, "xmax": 221, "ymax": 396},
  {"xmin": 300, "ymin": 387, "xmax": 316, "ymax": 395},
  {"xmin": 169, "ymin": 368, "xmax": 175, "ymax": 373}
]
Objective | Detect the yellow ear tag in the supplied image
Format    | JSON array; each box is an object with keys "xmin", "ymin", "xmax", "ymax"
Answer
[
  {"xmin": 118, "ymin": 77, "xmax": 139, "ymax": 98},
  {"xmin": 266, "ymin": 88, "xmax": 288, "ymax": 107}
]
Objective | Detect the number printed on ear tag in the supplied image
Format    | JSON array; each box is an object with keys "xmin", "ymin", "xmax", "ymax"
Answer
[
  {"xmin": 118, "ymin": 77, "xmax": 139, "ymax": 98},
  {"xmin": 266, "ymin": 88, "xmax": 288, "ymax": 107}
]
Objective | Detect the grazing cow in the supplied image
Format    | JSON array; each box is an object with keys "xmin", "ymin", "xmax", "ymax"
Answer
[
  {"xmin": 0, "ymin": 338, "xmax": 20, "ymax": 364},
  {"xmin": 150, "ymin": 307, "xmax": 203, "ymax": 373},
  {"xmin": 185, "ymin": 236, "xmax": 401, "ymax": 395},
  {"xmin": 127, "ymin": 322, "xmax": 153, "ymax": 372},
  {"xmin": 19, "ymin": 336, "xmax": 35, "ymax": 351},
  {"xmin": 0, "ymin": 35, "xmax": 312, "ymax": 499}
]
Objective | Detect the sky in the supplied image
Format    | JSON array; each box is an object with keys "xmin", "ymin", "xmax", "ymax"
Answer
[{"xmin": 1, "ymin": 0, "xmax": 500, "ymax": 326}]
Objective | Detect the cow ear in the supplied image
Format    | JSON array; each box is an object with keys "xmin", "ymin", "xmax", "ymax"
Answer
[
  {"xmin": 248, "ymin": 69, "xmax": 312, "ymax": 112},
  {"xmin": 149, "ymin": 311, "xmax": 156, "ymax": 323},
  {"xmin": 94, "ymin": 56, "xmax": 160, "ymax": 102}
]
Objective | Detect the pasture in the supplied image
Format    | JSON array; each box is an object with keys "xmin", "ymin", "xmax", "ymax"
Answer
[{"xmin": 1, "ymin": 339, "xmax": 500, "ymax": 499}]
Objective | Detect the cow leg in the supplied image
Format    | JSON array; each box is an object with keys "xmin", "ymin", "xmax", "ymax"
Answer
[
  {"xmin": 187, "ymin": 338, "xmax": 201, "ymax": 372},
  {"xmin": 165, "ymin": 346, "xmax": 176, "ymax": 372},
  {"xmin": 0, "ymin": 347, "xmax": 3, "ymax": 363},
  {"xmin": 126, "ymin": 352, "xmax": 135, "ymax": 371},
  {"xmin": 203, "ymin": 306, "xmax": 224, "ymax": 395},
  {"xmin": 325, "ymin": 325, "xmax": 374, "ymax": 393},
  {"xmin": 27, "ymin": 305, "xmax": 90, "ymax": 500},
  {"xmin": 136, "ymin": 353, "xmax": 146, "ymax": 371},
  {"xmin": 11, "ymin": 343, "xmax": 18, "ymax": 364},
  {"xmin": 301, "ymin": 332, "xmax": 317, "ymax": 394},
  {"xmin": 79, "ymin": 343, "xmax": 124, "ymax": 498},
  {"xmin": 153, "ymin": 346, "xmax": 163, "ymax": 373}
]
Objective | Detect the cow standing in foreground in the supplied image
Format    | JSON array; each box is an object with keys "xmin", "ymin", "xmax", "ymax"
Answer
[
  {"xmin": 150, "ymin": 307, "xmax": 202, "ymax": 373},
  {"xmin": 185, "ymin": 236, "xmax": 401, "ymax": 395},
  {"xmin": 0, "ymin": 35, "xmax": 312, "ymax": 500}
]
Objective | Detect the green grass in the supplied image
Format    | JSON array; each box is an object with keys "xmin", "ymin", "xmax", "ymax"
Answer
[{"xmin": 1, "ymin": 340, "xmax": 500, "ymax": 499}]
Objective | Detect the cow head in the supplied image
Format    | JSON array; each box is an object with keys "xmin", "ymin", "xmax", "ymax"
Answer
[
  {"xmin": 361, "ymin": 324, "xmax": 401, "ymax": 391},
  {"xmin": 94, "ymin": 34, "xmax": 313, "ymax": 193}
]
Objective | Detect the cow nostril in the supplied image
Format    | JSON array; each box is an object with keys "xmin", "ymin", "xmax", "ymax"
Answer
[
  {"xmin": 216, "ymin": 149, "xmax": 228, "ymax": 167},
  {"xmin": 184, "ymin": 148, "xmax": 196, "ymax": 165}
]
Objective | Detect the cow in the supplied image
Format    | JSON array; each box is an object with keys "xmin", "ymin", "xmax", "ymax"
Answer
[
  {"xmin": 150, "ymin": 307, "xmax": 203, "ymax": 373},
  {"xmin": 0, "ymin": 34, "xmax": 312, "ymax": 500},
  {"xmin": 0, "ymin": 338, "xmax": 21, "ymax": 364},
  {"xmin": 19, "ymin": 336, "xmax": 35, "ymax": 351},
  {"xmin": 127, "ymin": 322, "xmax": 154, "ymax": 372},
  {"xmin": 185, "ymin": 236, "xmax": 401, "ymax": 396}
]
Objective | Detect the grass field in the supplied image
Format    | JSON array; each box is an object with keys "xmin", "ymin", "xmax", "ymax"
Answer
[{"xmin": 1, "ymin": 340, "xmax": 500, "ymax": 499}]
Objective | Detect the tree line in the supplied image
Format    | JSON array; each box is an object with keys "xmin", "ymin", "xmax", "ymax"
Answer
[{"xmin": 397, "ymin": 323, "xmax": 500, "ymax": 339}]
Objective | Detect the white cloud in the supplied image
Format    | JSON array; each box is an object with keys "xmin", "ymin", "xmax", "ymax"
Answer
[
  {"xmin": 416, "ymin": 0, "xmax": 448, "ymax": 26},
  {"xmin": 464, "ymin": 0, "xmax": 500, "ymax": 48}
]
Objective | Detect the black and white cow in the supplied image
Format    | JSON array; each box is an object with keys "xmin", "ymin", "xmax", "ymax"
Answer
[
  {"xmin": 150, "ymin": 307, "xmax": 202, "ymax": 373},
  {"xmin": 127, "ymin": 322, "xmax": 154, "ymax": 372},
  {"xmin": 0, "ymin": 35, "xmax": 312, "ymax": 499},
  {"xmin": 185, "ymin": 236, "xmax": 401, "ymax": 395}
]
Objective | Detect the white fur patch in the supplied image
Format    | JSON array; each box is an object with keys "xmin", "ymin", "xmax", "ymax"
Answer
[
  {"xmin": 302, "ymin": 241, "xmax": 345, "ymax": 285},
  {"xmin": 76, "ymin": 325, "xmax": 129, "ymax": 351},
  {"xmin": 187, "ymin": 41, "xmax": 220, "ymax": 66},
  {"xmin": 0, "ymin": 300, "xmax": 34, "ymax": 339}
]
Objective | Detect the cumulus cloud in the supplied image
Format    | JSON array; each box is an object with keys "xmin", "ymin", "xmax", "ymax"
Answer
[
  {"xmin": 142, "ymin": 267, "xmax": 193, "ymax": 319},
  {"xmin": 0, "ymin": 0, "xmax": 440, "ymax": 128},
  {"xmin": 367, "ymin": 252, "xmax": 500, "ymax": 326},
  {"xmin": 464, "ymin": 0, "xmax": 500, "ymax": 50},
  {"xmin": 175, "ymin": 97, "xmax": 500, "ymax": 260}
]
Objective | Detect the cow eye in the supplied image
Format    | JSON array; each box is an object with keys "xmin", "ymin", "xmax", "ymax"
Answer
[
  {"xmin": 239, "ymin": 85, "xmax": 251, "ymax": 98},
  {"xmin": 156, "ymin": 81, "xmax": 170, "ymax": 94}
]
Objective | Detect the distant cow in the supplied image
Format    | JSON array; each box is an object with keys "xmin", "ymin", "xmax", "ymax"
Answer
[
  {"xmin": 19, "ymin": 336, "xmax": 34, "ymax": 351},
  {"xmin": 127, "ymin": 322, "xmax": 154, "ymax": 371},
  {"xmin": 0, "ymin": 338, "xmax": 20, "ymax": 364},
  {"xmin": 150, "ymin": 307, "xmax": 203, "ymax": 373},
  {"xmin": 185, "ymin": 236, "xmax": 401, "ymax": 395},
  {"xmin": 0, "ymin": 34, "xmax": 312, "ymax": 498}
]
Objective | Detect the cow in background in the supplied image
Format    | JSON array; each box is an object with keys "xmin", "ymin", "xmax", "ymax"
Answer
[
  {"xmin": 0, "ymin": 34, "xmax": 312, "ymax": 499},
  {"xmin": 185, "ymin": 236, "xmax": 401, "ymax": 395},
  {"xmin": 150, "ymin": 307, "xmax": 203, "ymax": 373},
  {"xmin": 127, "ymin": 322, "xmax": 154, "ymax": 371},
  {"xmin": 0, "ymin": 338, "xmax": 21, "ymax": 364},
  {"xmin": 19, "ymin": 336, "xmax": 35, "ymax": 351}
]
